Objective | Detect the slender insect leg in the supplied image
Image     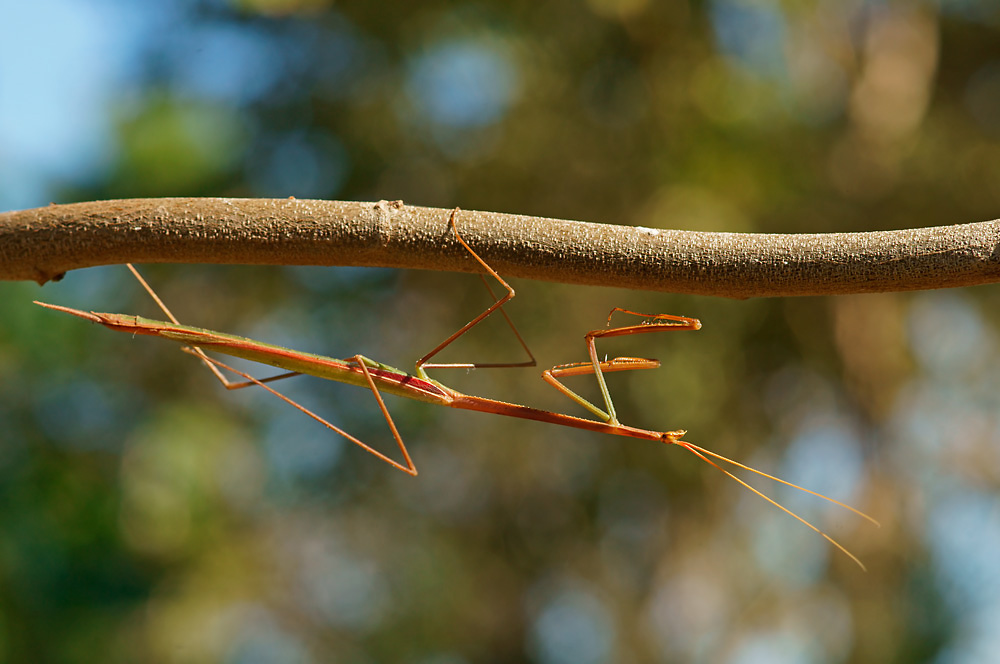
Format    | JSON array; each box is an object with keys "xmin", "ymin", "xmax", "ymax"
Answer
[
  {"xmin": 180, "ymin": 348, "xmax": 418, "ymax": 475},
  {"xmin": 415, "ymin": 208, "xmax": 536, "ymax": 378},
  {"xmin": 542, "ymin": 309, "xmax": 702, "ymax": 424},
  {"xmin": 542, "ymin": 357, "xmax": 660, "ymax": 422},
  {"xmin": 126, "ymin": 263, "xmax": 300, "ymax": 390}
]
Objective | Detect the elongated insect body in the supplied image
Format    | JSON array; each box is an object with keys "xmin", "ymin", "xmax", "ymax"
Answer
[
  {"xmin": 35, "ymin": 209, "xmax": 877, "ymax": 569},
  {"xmin": 35, "ymin": 304, "xmax": 454, "ymax": 404}
]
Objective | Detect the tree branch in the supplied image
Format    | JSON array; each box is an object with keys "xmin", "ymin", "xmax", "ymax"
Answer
[{"xmin": 2, "ymin": 197, "xmax": 999, "ymax": 298}]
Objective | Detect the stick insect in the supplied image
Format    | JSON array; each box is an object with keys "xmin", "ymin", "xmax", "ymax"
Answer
[{"xmin": 35, "ymin": 209, "xmax": 877, "ymax": 569}]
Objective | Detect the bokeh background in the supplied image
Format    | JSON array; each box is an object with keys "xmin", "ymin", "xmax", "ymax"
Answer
[{"xmin": 3, "ymin": 1, "xmax": 1000, "ymax": 662}]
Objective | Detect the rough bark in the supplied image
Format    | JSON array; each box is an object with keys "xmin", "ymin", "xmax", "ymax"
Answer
[{"xmin": 3, "ymin": 197, "xmax": 999, "ymax": 298}]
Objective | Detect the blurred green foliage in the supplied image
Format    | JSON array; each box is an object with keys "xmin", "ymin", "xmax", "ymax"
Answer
[{"xmin": 5, "ymin": 1, "xmax": 1000, "ymax": 662}]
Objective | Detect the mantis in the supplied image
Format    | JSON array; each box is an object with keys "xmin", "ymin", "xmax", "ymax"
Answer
[{"xmin": 34, "ymin": 209, "xmax": 877, "ymax": 569}]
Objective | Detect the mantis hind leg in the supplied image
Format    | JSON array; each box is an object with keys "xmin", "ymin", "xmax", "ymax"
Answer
[
  {"xmin": 126, "ymin": 263, "xmax": 301, "ymax": 390},
  {"xmin": 179, "ymin": 348, "xmax": 418, "ymax": 475}
]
